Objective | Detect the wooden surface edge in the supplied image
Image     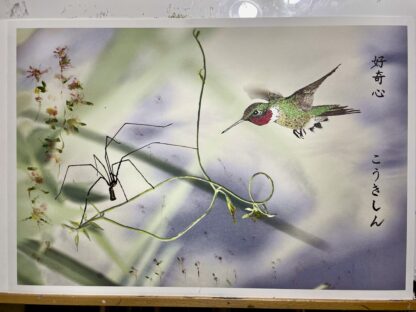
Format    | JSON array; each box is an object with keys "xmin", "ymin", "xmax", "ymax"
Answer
[{"xmin": 0, "ymin": 293, "xmax": 415, "ymax": 310}]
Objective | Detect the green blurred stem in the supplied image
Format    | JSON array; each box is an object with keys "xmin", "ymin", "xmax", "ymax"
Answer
[{"xmin": 18, "ymin": 239, "xmax": 118, "ymax": 286}]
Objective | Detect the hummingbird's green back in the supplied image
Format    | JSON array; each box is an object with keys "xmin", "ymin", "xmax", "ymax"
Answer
[{"xmin": 273, "ymin": 98, "xmax": 312, "ymax": 129}]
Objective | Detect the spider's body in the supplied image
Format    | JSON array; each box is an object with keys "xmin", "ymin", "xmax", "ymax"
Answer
[{"xmin": 109, "ymin": 179, "xmax": 117, "ymax": 201}]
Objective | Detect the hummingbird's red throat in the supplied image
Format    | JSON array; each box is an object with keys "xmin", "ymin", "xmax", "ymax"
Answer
[{"xmin": 249, "ymin": 109, "xmax": 273, "ymax": 126}]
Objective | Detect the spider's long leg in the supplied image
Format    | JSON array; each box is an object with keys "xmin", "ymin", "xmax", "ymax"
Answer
[
  {"xmin": 117, "ymin": 178, "xmax": 128, "ymax": 202},
  {"xmin": 104, "ymin": 122, "xmax": 173, "ymax": 175},
  {"xmin": 56, "ymin": 164, "xmax": 108, "ymax": 200},
  {"xmin": 80, "ymin": 176, "xmax": 106, "ymax": 225},
  {"xmin": 114, "ymin": 142, "xmax": 197, "ymax": 177},
  {"xmin": 105, "ymin": 136, "xmax": 120, "ymax": 147},
  {"xmin": 112, "ymin": 158, "xmax": 154, "ymax": 189},
  {"xmin": 93, "ymin": 154, "xmax": 110, "ymax": 181},
  {"xmin": 105, "ymin": 122, "xmax": 173, "ymax": 149},
  {"xmin": 104, "ymin": 136, "xmax": 120, "ymax": 175},
  {"xmin": 93, "ymin": 157, "xmax": 99, "ymax": 176}
]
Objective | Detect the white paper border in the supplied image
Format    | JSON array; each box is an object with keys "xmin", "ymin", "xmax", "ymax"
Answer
[
  {"xmin": 6, "ymin": 17, "xmax": 416, "ymax": 300},
  {"xmin": 0, "ymin": 19, "xmax": 9, "ymax": 292}
]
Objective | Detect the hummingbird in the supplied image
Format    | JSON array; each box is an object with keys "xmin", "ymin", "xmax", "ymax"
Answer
[{"xmin": 221, "ymin": 64, "xmax": 360, "ymax": 139}]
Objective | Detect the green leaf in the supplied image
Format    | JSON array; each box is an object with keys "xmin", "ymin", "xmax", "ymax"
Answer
[
  {"xmin": 36, "ymin": 85, "xmax": 46, "ymax": 93},
  {"xmin": 241, "ymin": 205, "xmax": 275, "ymax": 221},
  {"xmin": 18, "ymin": 239, "xmax": 118, "ymax": 286},
  {"xmin": 70, "ymin": 220, "xmax": 80, "ymax": 227},
  {"xmin": 27, "ymin": 186, "xmax": 36, "ymax": 195},
  {"xmin": 198, "ymin": 68, "xmax": 204, "ymax": 81},
  {"xmin": 82, "ymin": 229, "xmax": 91, "ymax": 241},
  {"xmin": 74, "ymin": 233, "xmax": 79, "ymax": 250},
  {"xmin": 225, "ymin": 194, "xmax": 236, "ymax": 224},
  {"xmin": 86, "ymin": 222, "xmax": 104, "ymax": 231},
  {"xmin": 45, "ymin": 118, "xmax": 57, "ymax": 125}
]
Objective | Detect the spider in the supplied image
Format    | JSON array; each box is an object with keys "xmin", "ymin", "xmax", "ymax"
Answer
[{"xmin": 55, "ymin": 122, "xmax": 195, "ymax": 225}]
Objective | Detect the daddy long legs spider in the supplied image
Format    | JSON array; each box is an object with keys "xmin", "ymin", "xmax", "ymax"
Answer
[{"xmin": 55, "ymin": 122, "xmax": 196, "ymax": 226}]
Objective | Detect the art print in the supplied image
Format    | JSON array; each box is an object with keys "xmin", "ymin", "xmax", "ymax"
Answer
[{"xmin": 13, "ymin": 20, "xmax": 413, "ymax": 299}]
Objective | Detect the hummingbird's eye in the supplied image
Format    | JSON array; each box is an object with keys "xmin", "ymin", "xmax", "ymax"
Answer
[{"xmin": 253, "ymin": 110, "xmax": 259, "ymax": 116}]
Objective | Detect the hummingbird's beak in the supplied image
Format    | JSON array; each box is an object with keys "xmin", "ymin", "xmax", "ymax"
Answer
[{"xmin": 221, "ymin": 119, "xmax": 244, "ymax": 134}]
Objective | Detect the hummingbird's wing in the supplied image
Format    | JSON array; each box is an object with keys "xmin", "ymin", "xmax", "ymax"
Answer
[
  {"xmin": 244, "ymin": 86, "xmax": 283, "ymax": 101},
  {"xmin": 288, "ymin": 64, "xmax": 341, "ymax": 111}
]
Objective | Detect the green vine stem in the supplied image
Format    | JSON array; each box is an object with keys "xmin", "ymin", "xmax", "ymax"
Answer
[
  {"xmin": 193, "ymin": 29, "xmax": 211, "ymax": 182},
  {"xmin": 69, "ymin": 29, "xmax": 276, "ymax": 241},
  {"xmin": 100, "ymin": 191, "xmax": 219, "ymax": 242},
  {"xmin": 84, "ymin": 174, "xmax": 273, "ymax": 220},
  {"xmin": 76, "ymin": 172, "xmax": 274, "ymax": 239}
]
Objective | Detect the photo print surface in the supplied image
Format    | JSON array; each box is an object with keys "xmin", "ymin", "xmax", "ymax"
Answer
[{"xmin": 15, "ymin": 24, "xmax": 410, "ymax": 293}]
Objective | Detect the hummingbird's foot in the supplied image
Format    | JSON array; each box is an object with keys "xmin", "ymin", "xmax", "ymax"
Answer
[
  {"xmin": 293, "ymin": 129, "xmax": 305, "ymax": 139},
  {"xmin": 309, "ymin": 122, "xmax": 325, "ymax": 133},
  {"xmin": 309, "ymin": 122, "xmax": 322, "ymax": 132}
]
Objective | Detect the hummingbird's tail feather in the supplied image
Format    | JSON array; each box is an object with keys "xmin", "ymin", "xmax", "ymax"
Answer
[
  {"xmin": 312, "ymin": 104, "xmax": 361, "ymax": 117},
  {"xmin": 306, "ymin": 105, "xmax": 360, "ymax": 134}
]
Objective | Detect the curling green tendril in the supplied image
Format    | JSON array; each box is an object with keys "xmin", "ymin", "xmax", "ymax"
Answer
[{"xmin": 70, "ymin": 29, "xmax": 276, "ymax": 240}]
